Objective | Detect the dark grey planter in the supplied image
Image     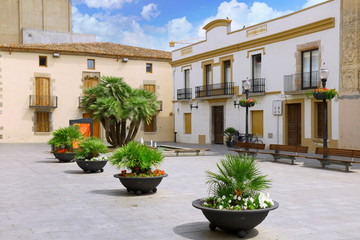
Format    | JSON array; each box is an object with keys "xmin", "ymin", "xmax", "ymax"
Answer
[
  {"xmin": 76, "ymin": 160, "xmax": 107, "ymax": 173},
  {"xmin": 113, "ymin": 173, "xmax": 168, "ymax": 195},
  {"xmin": 313, "ymin": 91, "xmax": 326, "ymax": 100},
  {"xmin": 192, "ymin": 198, "xmax": 279, "ymax": 238},
  {"xmin": 53, "ymin": 152, "xmax": 76, "ymax": 162}
]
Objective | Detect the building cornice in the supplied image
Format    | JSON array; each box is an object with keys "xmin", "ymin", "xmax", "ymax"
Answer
[{"xmin": 171, "ymin": 17, "xmax": 335, "ymax": 67}]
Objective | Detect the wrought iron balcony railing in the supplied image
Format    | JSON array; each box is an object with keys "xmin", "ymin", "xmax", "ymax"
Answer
[
  {"xmin": 284, "ymin": 71, "xmax": 319, "ymax": 93},
  {"xmin": 195, "ymin": 82, "xmax": 234, "ymax": 98},
  {"xmin": 241, "ymin": 78, "xmax": 265, "ymax": 94},
  {"xmin": 177, "ymin": 88, "xmax": 192, "ymax": 100},
  {"xmin": 29, "ymin": 95, "xmax": 58, "ymax": 108}
]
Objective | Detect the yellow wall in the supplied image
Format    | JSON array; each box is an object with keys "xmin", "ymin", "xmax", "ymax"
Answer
[{"xmin": 0, "ymin": 51, "xmax": 173, "ymax": 142}]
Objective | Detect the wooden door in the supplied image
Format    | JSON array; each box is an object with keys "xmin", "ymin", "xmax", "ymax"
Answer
[
  {"xmin": 83, "ymin": 113, "xmax": 100, "ymax": 138},
  {"xmin": 35, "ymin": 77, "xmax": 50, "ymax": 106},
  {"xmin": 288, "ymin": 104, "xmax": 301, "ymax": 146},
  {"xmin": 184, "ymin": 113, "xmax": 191, "ymax": 134},
  {"xmin": 213, "ymin": 106, "xmax": 224, "ymax": 144},
  {"xmin": 251, "ymin": 110, "xmax": 263, "ymax": 137}
]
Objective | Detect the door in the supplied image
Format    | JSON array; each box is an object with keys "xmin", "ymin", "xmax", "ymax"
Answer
[
  {"xmin": 35, "ymin": 77, "xmax": 50, "ymax": 106},
  {"xmin": 213, "ymin": 106, "xmax": 224, "ymax": 144},
  {"xmin": 83, "ymin": 113, "xmax": 100, "ymax": 138},
  {"xmin": 251, "ymin": 110, "xmax": 263, "ymax": 137},
  {"xmin": 287, "ymin": 103, "xmax": 301, "ymax": 145}
]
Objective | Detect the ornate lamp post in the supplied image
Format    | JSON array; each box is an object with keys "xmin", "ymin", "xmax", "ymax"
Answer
[
  {"xmin": 320, "ymin": 63, "xmax": 329, "ymax": 148},
  {"xmin": 243, "ymin": 80, "xmax": 251, "ymax": 143}
]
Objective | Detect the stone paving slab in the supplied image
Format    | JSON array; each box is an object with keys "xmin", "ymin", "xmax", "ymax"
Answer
[{"xmin": 0, "ymin": 143, "xmax": 360, "ymax": 240}]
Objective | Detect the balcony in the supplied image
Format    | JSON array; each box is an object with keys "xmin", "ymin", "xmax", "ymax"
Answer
[
  {"xmin": 241, "ymin": 78, "xmax": 265, "ymax": 94},
  {"xmin": 177, "ymin": 88, "xmax": 192, "ymax": 100},
  {"xmin": 29, "ymin": 95, "xmax": 57, "ymax": 108},
  {"xmin": 284, "ymin": 71, "xmax": 319, "ymax": 94},
  {"xmin": 195, "ymin": 82, "xmax": 234, "ymax": 98}
]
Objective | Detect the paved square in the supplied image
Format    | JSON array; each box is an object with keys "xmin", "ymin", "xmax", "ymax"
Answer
[{"xmin": 1, "ymin": 143, "xmax": 360, "ymax": 240}]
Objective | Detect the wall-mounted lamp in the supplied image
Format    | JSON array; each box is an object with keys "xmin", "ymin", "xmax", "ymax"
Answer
[
  {"xmin": 53, "ymin": 53, "xmax": 60, "ymax": 58},
  {"xmin": 233, "ymin": 95, "xmax": 240, "ymax": 109},
  {"xmin": 122, "ymin": 58, "xmax": 128, "ymax": 62},
  {"xmin": 189, "ymin": 99, "xmax": 198, "ymax": 110}
]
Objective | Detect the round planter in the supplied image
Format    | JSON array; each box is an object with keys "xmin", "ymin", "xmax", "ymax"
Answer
[
  {"xmin": 53, "ymin": 152, "xmax": 76, "ymax": 162},
  {"xmin": 113, "ymin": 173, "xmax": 168, "ymax": 195},
  {"xmin": 76, "ymin": 160, "xmax": 107, "ymax": 173},
  {"xmin": 192, "ymin": 198, "xmax": 279, "ymax": 238},
  {"xmin": 313, "ymin": 92, "xmax": 326, "ymax": 100},
  {"xmin": 239, "ymin": 102, "xmax": 255, "ymax": 108}
]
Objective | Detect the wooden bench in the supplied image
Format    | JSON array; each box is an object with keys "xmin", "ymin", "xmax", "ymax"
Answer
[
  {"xmin": 267, "ymin": 144, "xmax": 308, "ymax": 164},
  {"xmin": 229, "ymin": 142, "xmax": 266, "ymax": 157},
  {"xmin": 171, "ymin": 148, "xmax": 210, "ymax": 156},
  {"xmin": 305, "ymin": 147, "xmax": 360, "ymax": 171}
]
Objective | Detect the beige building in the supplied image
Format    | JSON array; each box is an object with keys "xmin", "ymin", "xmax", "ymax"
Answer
[
  {"xmin": 0, "ymin": 42, "xmax": 174, "ymax": 143},
  {"xmin": 0, "ymin": 0, "xmax": 95, "ymax": 44}
]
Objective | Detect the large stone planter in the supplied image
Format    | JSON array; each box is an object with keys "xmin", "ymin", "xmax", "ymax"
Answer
[
  {"xmin": 76, "ymin": 160, "xmax": 107, "ymax": 173},
  {"xmin": 113, "ymin": 173, "xmax": 168, "ymax": 195},
  {"xmin": 192, "ymin": 198, "xmax": 279, "ymax": 238},
  {"xmin": 53, "ymin": 152, "xmax": 76, "ymax": 162}
]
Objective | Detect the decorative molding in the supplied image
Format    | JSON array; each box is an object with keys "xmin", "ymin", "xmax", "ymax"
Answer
[
  {"xmin": 246, "ymin": 48, "xmax": 266, "ymax": 58},
  {"xmin": 171, "ymin": 18, "xmax": 335, "ymax": 67},
  {"xmin": 203, "ymin": 19, "xmax": 232, "ymax": 32},
  {"xmin": 181, "ymin": 47, "xmax": 193, "ymax": 56},
  {"xmin": 181, "ymin": 64, "xmax": 192, "ymax": 72},
  {"xmin": 247, "ymin": 24, "xmax": 267, "ymax": 38}
]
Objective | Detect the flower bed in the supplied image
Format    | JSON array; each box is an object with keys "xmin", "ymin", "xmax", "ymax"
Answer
[{"xmin": 117, "ymin": 169, "xmax": 165, "ymax": 178}]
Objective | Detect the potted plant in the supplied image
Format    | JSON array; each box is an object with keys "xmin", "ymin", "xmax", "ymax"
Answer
[
  {"xmin": 48, "ymin": 125, "xmax": 84, "ymax": 162},
  {"xmin": 306, "ymin": 88, "xmax": 339, "ymax": 100},
  {"xmin": 238, "ymin": 98, "xmax": 257, "ymax": 107},
  {"xmin": 192, "ymin": 154, "xmax": 278, "ymax": 238},
  {"xmin": 110, "ymin": 141, "xmax": 167, "ymax": 195},
  {"xmin": 224, "ymin": 127, "xmax": 237, "ymax": 147},
  {"xmin": 75, "ymin": 137, "xmax": 109, "ymax": 173}
]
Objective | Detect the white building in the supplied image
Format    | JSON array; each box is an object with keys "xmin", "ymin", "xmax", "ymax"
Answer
[{"xmin": 172, "ymin": 0, "xmax": 346, "ymax": 151}]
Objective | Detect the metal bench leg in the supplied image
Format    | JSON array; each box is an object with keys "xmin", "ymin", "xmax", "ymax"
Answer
[
  {"xmin": 345, "ymin": 164, "xmax": 350, "ymax": 172},
  {"xmin": 291, "ymin": 158, "xmax": 295, "ymax": 165}
]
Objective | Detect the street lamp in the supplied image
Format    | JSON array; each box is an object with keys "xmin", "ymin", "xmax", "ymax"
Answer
[
  {"xmin": 320, "ymin": 63, "xmax": 329, "ymax": 148},
  {"xmin": 243, "ymin": 80, "xmax": 251, "ymax": 143}
]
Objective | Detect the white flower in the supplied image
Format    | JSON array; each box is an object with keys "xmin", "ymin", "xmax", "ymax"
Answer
[
  {"xmin": 219, "ymin": 205, "xmax": 223, "ymax": 210},
  {"xmin": 233, "ymin": 195, "xmax": 237, "ymax": 200},
  {"xmin": 217, "ymin": 198, "xmax": 221, "ymax": 202},
  {"xmin": 250, "ymin": 197, "xmax": 254, "ymax": 203},
  {"xmin": 228, "ymin": 200, "xmax": 231, "ymax": 203},
  {"xmin": 222, "ymin": 195, "xmax": 226, "ymax": 200},
  {"xmin": 203, "ymin": 202, "xmax": 208, "ymax": 206},
  {"xmin": 238, "ymin": 196, "xmax": 241, "ymax": 201}
]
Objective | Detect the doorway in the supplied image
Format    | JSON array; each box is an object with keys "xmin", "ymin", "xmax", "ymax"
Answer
[
  {"xmin": 287, "ymin": 103, "xmax": 301, "ymax": 145},
  {"xmin": 212, "ymin": 106, "xmax": 224, "ymax": 144}
]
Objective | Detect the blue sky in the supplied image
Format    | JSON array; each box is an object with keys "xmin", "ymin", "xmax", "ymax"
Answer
[{"xmin": 71, "ymin": 0, "xmax": 327, "ymax": 51}]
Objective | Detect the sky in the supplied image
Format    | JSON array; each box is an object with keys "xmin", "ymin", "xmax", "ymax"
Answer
[{"xmin": 71, "ymin": 0, "xmax": 327, "ymax": 51}]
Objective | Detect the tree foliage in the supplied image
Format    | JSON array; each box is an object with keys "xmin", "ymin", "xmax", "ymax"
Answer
[{"xmin": 81, "ymin": 76, "xmax": 159, "ymax": 147}]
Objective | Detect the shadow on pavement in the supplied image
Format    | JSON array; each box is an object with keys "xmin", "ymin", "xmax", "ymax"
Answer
[{"xmin": 173, "ymin": 221, "xmax": 259, "ymax": 239}]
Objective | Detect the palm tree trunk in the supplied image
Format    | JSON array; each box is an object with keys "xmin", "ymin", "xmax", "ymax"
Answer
[
  {"xmin": 128, "ymin": 121, "xmax": 141, "ymax": 142},
  {"xmin": 125, "ymin": 120, "xmax": 137, "ymax": 143}
]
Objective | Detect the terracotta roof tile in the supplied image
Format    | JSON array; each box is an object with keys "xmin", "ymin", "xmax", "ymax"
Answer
[{"xmin": 0, "ymin": 42, "xmax": 171, "ymax": 61}]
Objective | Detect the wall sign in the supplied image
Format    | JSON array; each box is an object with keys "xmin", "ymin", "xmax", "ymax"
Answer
[{"xmin": 272, "ymin": 100, "xmax": 283, "ymax": 115}]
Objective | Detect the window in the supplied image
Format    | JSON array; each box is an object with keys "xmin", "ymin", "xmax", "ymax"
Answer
[
  {"xmin": 252, "ymin": 54, "xmax": 262, "ymax": 92},
  {"xmin": 302, "ymin": 49, "xmax": 319, "ymax": 89},
  {"xmin": 184, "ymin": 69, "xmax": 190, "ymax": 89},
  {"xmin": 144, "ymin": 84, "xmax": 155, "ymax": 93},
  {"xmin": 223, "ymin": 60, "xmax": 231, "ymax": 94},
  {"xmin": 39, "ymin": 56, "xmax": 47, "ymax": 67},
  {"xmin": 251, "ymin": 110, "xmax": 263, "ymax": 137},
  {"xmin": 205, "ymin": 64, "xmax": 211, "ymax": 86},
  {"xmin": 184, "ymin": 113, "xmax": 191, "ymax": 134},
  {"xmin": 146, "ymin": 63, "xmax": 152, "ymax": 73},
  {"xmin": 144, "ymin": 116, "xmax": 156, "ymax": 132},
  {"xmin": 316, "ymin": 102, "xmax": 326, "ymax": 138},
  {"xmin": 87, "ymin": 59, "xmax": 95, "ymax": 70},
  {"xmin": 83, "ymin": 76, "xmax": 98, "ymax": 90},
  {"xmin": 36, "ymin": 112, "xmax": 50, "ymax": 132}
]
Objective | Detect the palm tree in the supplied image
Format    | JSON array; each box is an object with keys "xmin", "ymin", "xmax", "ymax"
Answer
[
  {"xmin": 206, "ymin": 155, "xmax": 271, "ymax": 198},
  {"xmin": 81, "ymin": 76, "xmax": 159, "ymax": 147}
]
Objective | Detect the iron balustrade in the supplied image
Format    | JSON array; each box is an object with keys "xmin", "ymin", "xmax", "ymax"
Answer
[
  {"xmin": 29, "ymin": 95, "xmax": 58, "ymax": 108},
  {"xmin": 241, "ymin": 78, "xmax": 265, "ymax": 94},
  {"xmin": 195, "ymin": 82, "xmax": 234, "ymax": 98},
  {"xmin": 177, "ymin": 88, "xmax": 192, "ymax": 100},
  {"xmin": 284, "ymin": 71, "xmax": 319, "ymax": 93}
]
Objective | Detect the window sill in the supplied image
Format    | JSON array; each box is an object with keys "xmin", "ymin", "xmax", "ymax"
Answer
[
  {"xmin": 144, "ymin": 132, "xmax": 156, "ymax": 134},
  {"xmin": 35, "ymin": 132, "xmax": 51, "ymax": 135}
]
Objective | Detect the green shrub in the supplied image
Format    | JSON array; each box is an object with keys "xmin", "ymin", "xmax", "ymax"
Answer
[
  {"xmin": 75, "ymin": 137, "xmax": 108, "ymax": 160},
  {"xmin": 110, "ymin": 141, "xmax": 164, "ymax": 174},
  {"xmin": 48, "ymin": 125, "xmax": 83, "ymax": 151}
]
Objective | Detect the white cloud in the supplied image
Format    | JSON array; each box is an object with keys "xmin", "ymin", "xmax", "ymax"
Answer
[
  {"xmin": 166, "ymin": 17, "xmax": 193, "ymax": 43},
  {"xmin": 141, "ymin": 3, "xmax": 160, "ymax": 21},
  {"xmin": 198, "ymin": 0, "xmax": 292, "ymax": 37},
  {"xmin": 82, "ymin": 0, "xmax": 133, "ymax": 9},
  {"xmin": 302, "ymin": 0, "xmax": 327, "ymax": 9}
]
